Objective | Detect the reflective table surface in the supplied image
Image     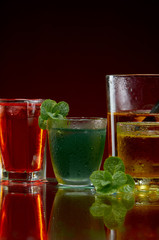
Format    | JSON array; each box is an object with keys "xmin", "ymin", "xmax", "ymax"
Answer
[{"xmin": 1, "ymin": 180, "xmax": 159, "ymax": 240}]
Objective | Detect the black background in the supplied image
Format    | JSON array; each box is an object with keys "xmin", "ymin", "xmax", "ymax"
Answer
[
  {"xmin": 0, "ymin": 1, "xmax": 159, "ymax": 176},
  {"xmin": 0, "ymin": 1, "xmax": 159, "ymax": 117}
]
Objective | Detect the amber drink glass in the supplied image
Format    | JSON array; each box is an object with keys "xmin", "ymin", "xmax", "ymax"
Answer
[
  {"xmin": 117, "ymin": 122, "xmax": 159, "ymax": 190},
  {"xmin": 106, "ymin": 74, "xmax": 159, "ymax": 156}
]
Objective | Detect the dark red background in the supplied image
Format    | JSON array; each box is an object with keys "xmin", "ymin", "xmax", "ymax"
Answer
[{"xmin": 0, "ymin": 1, "xmax": 159, "ymax": 177}]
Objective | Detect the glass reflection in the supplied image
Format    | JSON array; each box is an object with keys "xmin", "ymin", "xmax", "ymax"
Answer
[
  {"xmin": 90, "ymin": 191, "xmax": 159, "ymax": 240},
  {"xmin": 116, "ymin": 192, "xmax": 159, "ymax": 240},
  {"xmin": 90, "ymin": 193, "xmax": 135, "ymax": 230},
  {"xmin": 0, "ymin": 184, "xmax": 47, "ymax": 240},
  {"xmin": 48, "ymin": 188, "xmax": 106, "ymax": 240}
]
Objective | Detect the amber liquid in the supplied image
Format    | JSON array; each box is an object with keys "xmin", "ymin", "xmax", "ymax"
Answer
[
  {"xmin": 116, "ymin": 202, "xmax": 159, "ymax": 240},
  {"xmin": 107, "ymin": 111, "xmax": 159, "ymax": 156},
  {"xmin": 117, "ymin": 128, "xmax": 159, "ymax": 178}
]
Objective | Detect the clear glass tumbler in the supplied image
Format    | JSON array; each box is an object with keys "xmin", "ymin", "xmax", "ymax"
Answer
[
  {"xmin": 117, "ymin": 122, "xmax": 159, "ymax": 190},
  {"xmin": 106, "ymin": 74, "xmax": 159, "ymax": 156},
  {"xmin": 0, "ymin": 99, "xmax": 47, "ymax": 182},
  {"xmin": 47, "ymin": 117, "xmax": 107, "ymax": 187}
]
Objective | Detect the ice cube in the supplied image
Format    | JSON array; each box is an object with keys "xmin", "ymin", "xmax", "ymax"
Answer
[{"xmin": 6, "ymin": 105, "xmax": 27, "ymax": 118}]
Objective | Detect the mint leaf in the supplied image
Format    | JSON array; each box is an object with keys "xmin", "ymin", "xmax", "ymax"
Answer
[
  {"xmin": 90, "ymin": 157, "xmax": 135, "ymax": 195},
  {"xmin": 40, "ymin": 99, "xmax": 57, "ymax": 120},
  {"xmin": 38, "ymin": 99, "xmax": 69, "ymax": 130},
  {"xmin": 98, "ymin": 186, "xmax": 118, "ymax": 195},
  {"xmin": 112, "ymin": 171, "xmax": 127, "ymax": 188},
  {"xmin": 47, "ymin": 112, "xmax": 64, "ymax": 120},
  {"xmin": 38, "ymin": 115, "xmax": 47, "ymax": 130},
  {"xmin": 90, "ymin": 202, "xmax": 111, "ymax": 217},
  {"xmin": 90, "ymin": 194, "xmax": 135, "ymax": 230},
  {"xmin": 119, "ymin": 174, "xmax": 135, "ymax": 193},
  {"xmin": 121, "ymin": 194, "xmax": 135, "ymax": 210},
  {"xmin": 103, "ymin": 202, "xmax": 127, "ymax": 229},
  {"xmin": 52, "ymin": 101, "xmax": 69, "ymax": 117},
  {"xmin": 126, "ymin": 174, "xmax": 135, "ymax": 188},
  {"xmin": 104, "ymin": 157, "xmax": 125, "ymax": 175},
  {"xmin": 119, "ymin": 184, "xmax": 134, "ymax": 193},
  {"xmin": 90, "ymin": 170, "xmax": 112, "ymax": 191}
]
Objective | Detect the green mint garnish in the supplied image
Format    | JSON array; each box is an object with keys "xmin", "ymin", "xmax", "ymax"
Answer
[
  {"xmin": 104, "ymin": 156, "xmax": 125, "ymax": 175},
  {"xmin": 39, "ymin": 99, "xmax": 69, "ymax": 130},
  {"xmin": 90, "ymin": 194, "xmax": 135, "ymax": 229},
  {"xmin": 90, "ymin": 157, "xmax": 135, "ymax": 195},
  {"xmin": 40, "ymin": 99, "xmax": 57, "ymax": 120}
]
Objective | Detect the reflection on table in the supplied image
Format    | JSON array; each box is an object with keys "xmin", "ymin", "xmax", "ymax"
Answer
[
  {"xmin": 0, "ymin": 183, "xmax": 47, "ymax": 240},
  {"xmin": 0, "ymin": 181, "xmax": 159, "ymax": 240},
  {"xmin": 48, "ymin": 188, "xmax": 105, "ymax": 240}
]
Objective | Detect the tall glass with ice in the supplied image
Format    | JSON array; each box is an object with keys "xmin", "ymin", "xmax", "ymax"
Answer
[
  {"xmin": 106, "ymin": 74, "xmax": 159, "ymax": 156},
  {"xmin": 106, "ymin": 74, "xmax": 159, "ymax": 189},
  {"xmin": 0, "ymin": 99, "xmax": 47, "ymax": 182}
]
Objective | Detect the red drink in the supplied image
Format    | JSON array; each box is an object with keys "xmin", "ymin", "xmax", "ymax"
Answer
[
  {"xmin": 0, "ymin": 190, "xmax": 47, "ymax": 240},
  {"xmin": 0, "ymin": 99, "xmax": 46, "ymax": 181}
]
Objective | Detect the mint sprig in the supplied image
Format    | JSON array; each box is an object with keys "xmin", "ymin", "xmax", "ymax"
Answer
[
  {"xmin": 90, "ymin": 194, "xmax": 135, "ymax": 229},
  {"xmin": 90, "ymin": 157, "xmax": 135, "ymax": 194},
  {"xmin": 39, "ymin": 99, "xmax": 69, "ymax": 130}
]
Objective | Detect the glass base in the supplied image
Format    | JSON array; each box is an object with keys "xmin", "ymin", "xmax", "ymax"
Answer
[
  {"xmin": 57, "ymin": 178, "xmax": 94, "ymax": 189},
  {"xmin": 1, "ymin": 170, "xmax": 47, "ymax": 184},
  {"xmin": 135, "ymin": 178, "xmax": 159, "ymax": 192},
  {"xmin": 58, "ymin": 183, "xmax": 94, "ymax": 189}
]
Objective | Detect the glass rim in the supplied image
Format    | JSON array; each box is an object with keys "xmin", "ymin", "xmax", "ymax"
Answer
[
  {"xmin": 57, "ymin": 117, "xmax": 107, "ymax": 122},
  {"xmin": 47, "ymin": 117, "xmax": 107, "ymax": 130},
  {"xmin": 117, "ymin": 121, "xmax": 159, "ymax": 126},
  {"xmin": 0, "ymin": 98, "xmax": 44, "ymax": 103},
  {"xmin": 106, "ymin": 74, "xmax": 159, "ymax": 78}
]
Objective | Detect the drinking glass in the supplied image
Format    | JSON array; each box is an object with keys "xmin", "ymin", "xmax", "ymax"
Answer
[
  {"xmin": 117, "ymin": 122, "xmax": 159, "ymax": 189},
  {"xmin": 106, "ymin": 74, "xmax": 159, "ymax": 156},
  {"xmin": 47, "ymin": 117, "xmax": 107, "ymax": 187},
  {"xmin": 0, "ymin": 99, "xmax": 47, "ymax": 182}
]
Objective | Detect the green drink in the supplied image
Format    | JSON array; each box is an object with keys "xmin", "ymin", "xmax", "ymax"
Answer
[{"xmin": 47, "ymin": 117, "xmax": 107, "ymax": 187}]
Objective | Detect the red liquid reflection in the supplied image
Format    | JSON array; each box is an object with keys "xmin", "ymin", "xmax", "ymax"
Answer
[
  {"xmin": 0, "ymin": 190, "xmax": 47, "ymax": 240},
  {"xmin": 0, "ymin": 102, "xmax": 46, "ymax": 172}
]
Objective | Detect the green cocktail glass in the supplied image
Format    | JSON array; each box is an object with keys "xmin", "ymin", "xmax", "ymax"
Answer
[{"xmin": 47, "ymin": 117, "xmax": 107, "ymax": 187}]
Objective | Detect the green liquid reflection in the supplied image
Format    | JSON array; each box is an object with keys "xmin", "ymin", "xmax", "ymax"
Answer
[
  {"xmin": 48, "ymin": 187, "xmax": 159, "ymax": 240},
  {"xmin": 48, "ymin": 188, "xmax": 105, "ymax": 240}
]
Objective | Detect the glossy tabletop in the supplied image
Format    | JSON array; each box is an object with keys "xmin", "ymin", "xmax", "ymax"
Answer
[{"xmin": 0, "ymin": 180, "xmax": 159, "ymax": 240}]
